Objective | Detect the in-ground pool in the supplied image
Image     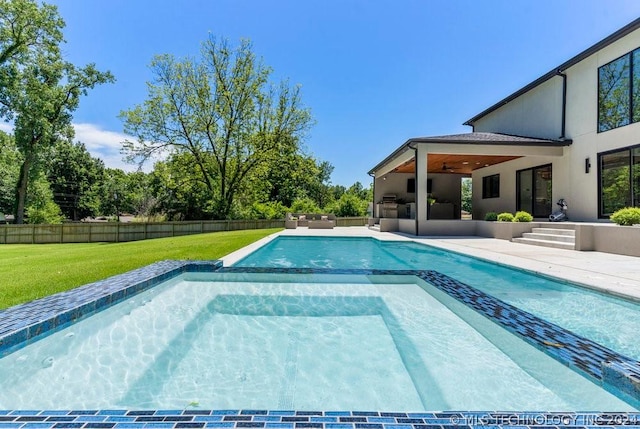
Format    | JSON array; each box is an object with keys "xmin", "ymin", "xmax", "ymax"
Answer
[
  {"xmin": 0, "ymin": 272, "xmax": 634, "ymax": 411},
  {"xmin": 236, "ymin": 236, "xmax": 640, "ymax": 361}
]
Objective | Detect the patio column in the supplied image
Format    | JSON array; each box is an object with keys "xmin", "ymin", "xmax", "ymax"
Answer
[{"xmin": 415, "ymin": 144, "xmax": 428, "ymax": 234}]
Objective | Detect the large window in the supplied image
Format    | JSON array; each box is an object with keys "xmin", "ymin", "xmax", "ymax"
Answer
[
  {"xmin": 599, "ymin": 145, "xmax": 640, "ymax": 216},
  {"xmin": 598, "ymin": 48, "xmax": 640, "ymax": 132},
  {"xmin": 482, "ymin": 174, "xmax": 499, "ymax": 199}
]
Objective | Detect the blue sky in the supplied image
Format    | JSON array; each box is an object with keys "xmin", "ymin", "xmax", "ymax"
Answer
[{"xmin": 34, "ymin": 1, "xmax": 640, "ymax": 186}]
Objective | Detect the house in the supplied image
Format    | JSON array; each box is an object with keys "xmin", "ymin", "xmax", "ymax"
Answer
[{"xmin": 369, "ymin": 18, "xmax": 640, "ymax": 236}]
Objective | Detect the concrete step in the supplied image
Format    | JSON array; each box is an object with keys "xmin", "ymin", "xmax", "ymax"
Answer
[
  {"xmin": 522, "ymin": 232, "xmax": 575, "ymax": 243},
  {"xmin": 512, "ymin": 237, "xmax": 575, "ymax": 250},
  {"xmin": 368, "ymin": 225, "xmax": 381, "ymax": 232},
  {"xmin": 531, "ymin": 227, "xmax": 575, "ymax": 236}
]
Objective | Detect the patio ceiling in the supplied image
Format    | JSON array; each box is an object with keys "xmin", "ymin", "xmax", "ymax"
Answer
[{"xmin": 391, "ymin": 154, "xmax": 522, "ymax": 175}]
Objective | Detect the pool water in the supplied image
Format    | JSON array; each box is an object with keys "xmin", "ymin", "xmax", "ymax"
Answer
[
  {"xmin": 237, "ymin": 236, "xmax": 640, "ymax": 361},
  {"xmin": 0, "ymin": 272, "xmax": 633, "ymax": 411}
]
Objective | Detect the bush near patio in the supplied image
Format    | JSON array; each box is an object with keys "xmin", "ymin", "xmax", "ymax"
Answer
[
  {"xmin": 497, "ymin": 212, "xmax": 514, "ymax": 222},
  {"xmin": 513, "ymin": 211, "xmax": 533, "ymax": 222},
  {"xmin": 610, "ymin": 207, "xmax": 640, "ymax": 226},
  {"xmin": 484, "ymin": 212, "xmax": 498, "ymax": 221}
]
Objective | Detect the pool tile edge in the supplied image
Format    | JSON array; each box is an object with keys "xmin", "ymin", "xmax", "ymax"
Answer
[{"xmin": 0, "ymin": 260, "xmax": 222, "ymax": 357}]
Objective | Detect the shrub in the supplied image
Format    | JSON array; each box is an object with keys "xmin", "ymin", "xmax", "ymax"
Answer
[
  {"xmin": 513, "ymin": 211, "xmax": 533, "ymax": 222},
  {"xmin": 325, "ymin": 193, "xmax": 368, "ymax": 217},
  {"xmin": 484, "ymin": 212, "xmax": 498, "ymax": 221},
  {"xmin": 610, "ymin": 207, "xmax": 640, "ymax": 226},
  {"xmin": 290, "ymin": 197, "xmax": 321, "ymax": 214},
  {"xmin": 497, "ymin": 212, "xmax": 514, "ymax": 222}
]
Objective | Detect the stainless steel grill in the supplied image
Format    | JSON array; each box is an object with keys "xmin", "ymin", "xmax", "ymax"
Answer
[{"xmin": 382, "ymin": 194, "xmax": 398, "ymax": 218}]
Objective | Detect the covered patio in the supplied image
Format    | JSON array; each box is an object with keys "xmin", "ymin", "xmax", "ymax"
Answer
[{"xmin": 368, "ymin": 132, "xmax": 570, "ymax": 235}]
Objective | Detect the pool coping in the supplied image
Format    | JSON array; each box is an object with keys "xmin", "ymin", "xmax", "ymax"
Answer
[{"xmin": 2, "ymin": 261, "xmax": 640, "ymax": 425}]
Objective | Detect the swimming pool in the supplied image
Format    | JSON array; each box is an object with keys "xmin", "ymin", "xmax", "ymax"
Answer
[
  {"xmin": 0, "ymin": 271, "xmax": 633, "ymax": 411},
  {"xmin": 236, "ymin": 236, "xmax": 640, "ymax": 361}
]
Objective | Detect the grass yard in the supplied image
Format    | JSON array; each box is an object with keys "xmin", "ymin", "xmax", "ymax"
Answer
[{"xmin": 0, "ymin": 228, "xmax": 280, "ymax": 310}]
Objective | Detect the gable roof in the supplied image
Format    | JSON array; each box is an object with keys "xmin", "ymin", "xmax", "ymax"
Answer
[
  {"xmin": 464, "ymin": 17, "xmax": 640, "ymax": 126},
  {"xmin": 367, "ymin": 132, "xmax": 570, "ymax": 175}
]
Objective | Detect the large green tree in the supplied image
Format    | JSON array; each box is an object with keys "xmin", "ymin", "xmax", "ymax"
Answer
[
  {"xmin": 0, "ymin": 130, "xmax": 19, "ymax": 215},
  {"xmin": 48, "ymin": 140, "xmax": 105, "ymax": 220},
  {"xmin": 0, "ymin": 0, "xmax": 114, "ymax": 223},
  {"xmin": 121, "ymin": 37, "xmax": 313, "ymax": 219}
]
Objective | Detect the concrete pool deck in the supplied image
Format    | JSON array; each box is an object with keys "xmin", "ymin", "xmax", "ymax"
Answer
[{"xmin": 221, "ymin": 226, "xmax": 640, "ymax": 301}]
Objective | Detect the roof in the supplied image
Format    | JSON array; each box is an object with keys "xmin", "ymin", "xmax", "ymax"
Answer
[
  {"xmin": 406, "ymin": 132, "xmax": 569, "ymax": 145},
  {"xmin": 367, "ymin": 132, "xmax": 571, "ymax": 175},
  {"xmin": 464, "ymin": 17, "xmax": 640, "ymax": 126}
]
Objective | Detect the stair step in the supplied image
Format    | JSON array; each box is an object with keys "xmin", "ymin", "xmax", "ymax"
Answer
[
  {"xmin": 522, "ymin": 232, "xmax": 575, "ymax": 243},
  {"xmin": 512, "ymin": 237, "xmax": 575, "ymax": 250},
  {"xmin": 531, "ymin": 227, "xmax": 575, "ymax": 236}
]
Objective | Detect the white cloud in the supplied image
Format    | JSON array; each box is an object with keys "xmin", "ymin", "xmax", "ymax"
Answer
[
  {"xmin": 0, "ymin": 122, "xmax": 158, "ymax": 172},
  {"xmin": 72, "ymin": 123, "xmax": 150, "ymax": 172}
]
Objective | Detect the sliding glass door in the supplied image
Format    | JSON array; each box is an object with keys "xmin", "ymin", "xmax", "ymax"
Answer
[{"xmin": 517, "ymin": 164, "xmax": 552, "ymax": 218}]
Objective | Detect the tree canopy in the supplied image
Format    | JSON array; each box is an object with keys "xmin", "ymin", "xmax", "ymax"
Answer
[
  {"xmin": 0, "ymin": 2, "xmax": 370, "ymax": 223},
  {"xmin": 0, "ymin": 0, "xmax": 114, "ymax": 223},
  {"xmin": 121, "ymin": 38, "xmax": 313, "ymax": 220}
]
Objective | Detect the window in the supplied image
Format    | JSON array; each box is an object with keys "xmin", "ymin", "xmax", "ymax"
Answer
[
  {"xmin": 482, "ymin": 174, "xmax": 499, "ymax": 199},
  {"xmin": 599, "ymin": 145, "xmax": 640, "ymax": 217},
  {"xmin": 598, "ymin": 48, "xmax": 640, "ymax": 132}
]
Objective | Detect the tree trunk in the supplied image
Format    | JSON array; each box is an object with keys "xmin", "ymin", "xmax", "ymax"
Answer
[{"xmin": 14, "ymin": 158, "xmax": 31, "ymax": 224}]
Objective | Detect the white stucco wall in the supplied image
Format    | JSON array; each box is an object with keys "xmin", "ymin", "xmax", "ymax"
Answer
[
  {"xmin": 472, "ymin": 77, "xmax": 564, "ymax": 140},
  {"xmin": 472, "ymin": 155, "xmax": 567, "ymax": 220},
  {"xmin": 374, "ymin": 173, "xmax": 414, "ymax": 204},
  {"xmin": 471, "ymin": 26, "xmax": 640, "ymax": 222}
]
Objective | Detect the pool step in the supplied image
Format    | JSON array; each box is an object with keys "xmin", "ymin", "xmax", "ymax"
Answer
[{"xmin": 512, "ymin": 227, "xmax": 576, "ymax": 250}]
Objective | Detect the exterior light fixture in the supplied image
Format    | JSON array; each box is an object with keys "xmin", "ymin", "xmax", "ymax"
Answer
[{"xmin": 585, "ymin": 157, "xmax": 591, "ymax": 174}]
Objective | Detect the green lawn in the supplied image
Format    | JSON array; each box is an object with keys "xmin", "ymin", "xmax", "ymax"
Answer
[{"xmin": 0, "ymin": 228, "xmax": 280, "ymax": 310}]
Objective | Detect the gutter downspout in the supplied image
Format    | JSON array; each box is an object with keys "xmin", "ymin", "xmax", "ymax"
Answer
[
  {"xmin": 408, "ymin": 142, "xmax": 419, "ymax": 236},
  {"xmin": 557, "ymin": 70, "xmax": 567, "ymax": 140}
]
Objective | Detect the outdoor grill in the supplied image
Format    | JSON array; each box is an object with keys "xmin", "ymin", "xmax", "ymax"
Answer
[{"xmin": 382, "ymin": 194, "xmax": 398, "ymax": 218}]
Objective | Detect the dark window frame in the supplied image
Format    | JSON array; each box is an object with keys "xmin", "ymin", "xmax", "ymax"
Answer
[
  {"xmin": 482, "ymin": 174, "xmax": 500, "ymax": 199},
  {"xmin": 598, "ymin": 47, "xmax": 640, "ymax": 133},
  {"xmin": 597, "ymin": 143, "xmax": 640, "ymax": 218}
]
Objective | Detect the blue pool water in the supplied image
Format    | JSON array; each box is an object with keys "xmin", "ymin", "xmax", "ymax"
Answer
[
  {"xmin": 0, "ymin": 272, "xmax": 633, "ymax": 411},
  {"xmin": 236, "ymin": 236, "xmax": 640, "ymax": 361}
]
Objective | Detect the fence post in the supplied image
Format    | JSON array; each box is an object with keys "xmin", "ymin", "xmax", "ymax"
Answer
[
  {"xmin": 31, "ymin": 225, "xmax": 35, "ymax": 244},
  {"xmin": 60, "ymin": 224, "xmax": 64, "ymax": 243},
  {"xmin": 144, "ymin": 222, "xmax": 148, "ymax": 240},
  {"xmin": 116, "ymin": 222, "xmax": 119, "ymax": 243}
]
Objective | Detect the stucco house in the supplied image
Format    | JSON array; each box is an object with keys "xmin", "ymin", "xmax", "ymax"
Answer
[{"xmin": 369, "ymin": 18, "xmax": 640, "ymax": 236}]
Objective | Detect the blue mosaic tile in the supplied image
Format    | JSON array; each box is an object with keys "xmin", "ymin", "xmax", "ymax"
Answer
[{"xmin": 4, "ymin": 262, "xmax": 640, "ymax": 426}]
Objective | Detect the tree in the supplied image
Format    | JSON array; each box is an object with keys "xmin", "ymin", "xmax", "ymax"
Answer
[
  {"xmin": 0, "ymin": 0, "xmax": 114, "ymax": 223},
  {"xmin": 48, "ymin": 140, "xmax": 105, "ymax": 220},
  {"xmin": 0, "ymin": 0, "xmax": 63, "ymax": 66},
  {"xmin": 121, "ymin": 37, "xmax": 313, "ymax": 219},
  {"xmin": 461, "ymin": 178, "xmax": 472, "ymax": 213},
  {"xmin": 24, "ymin": 170, "xmax": 63, "ymax": 224},
  {"xmin": 0, "ymin": 131, "xmax": 19, "ymax": 214}
]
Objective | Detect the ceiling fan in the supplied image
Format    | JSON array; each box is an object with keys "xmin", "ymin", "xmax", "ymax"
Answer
[{"xmin": 441, "ymin": 163, "xmax": 459, "ymax": 172}]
